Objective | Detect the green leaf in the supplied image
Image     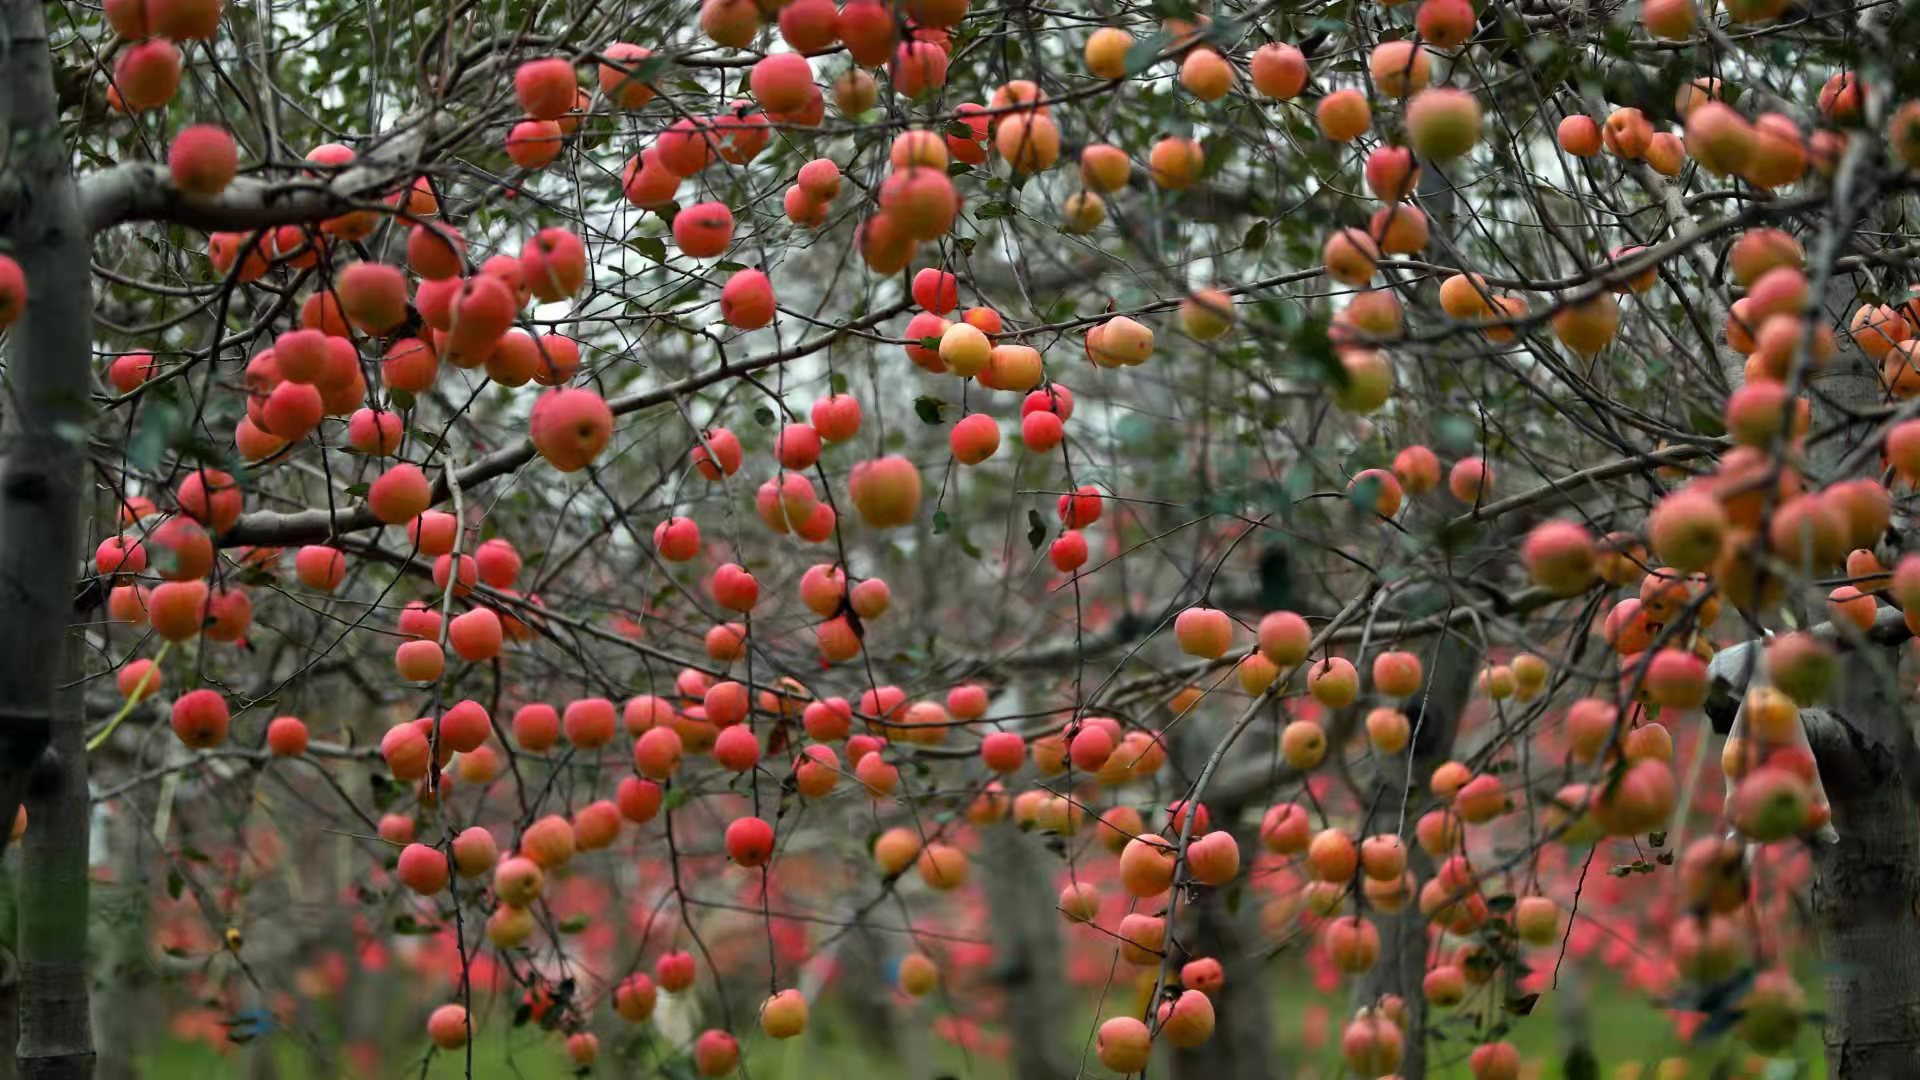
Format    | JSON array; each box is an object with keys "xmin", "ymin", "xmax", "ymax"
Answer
[
  {"xmin": 388, "ymin": 389, "xmax": 416, "ymax": 411},
  {"xmin": 128, "ymin": 401, "xmax": 183, "ymax": 472},
  {"xmin": 753, "ymin": 406, "xmax": 775, "ymax": 427},
  {"xmin": 1243, "ymin": 220, "xmax": 1269, "ymax": 251},
  {"xmin": 558, "ymin": 914, "xmax": 591, "ymax": 934},
  {"xmin": 829, "ymin": 372, "xmax": 849, "ymax": 394},
  {"xmin": 913, "ymin": 396, "xmax": 946, "ymax": 425},
  {"xmin": 946, "ymin": 161, "xmax": 973, "ymax": 176},
  {"xmin": 932, "ymin": 509, "xmax": 950, "ymax": 534},
  {"xmin": 1346, "ymin": 473, "xmax": 1385, "ymax": 513},
  {"xmin": 630, "ymin": 236, "xmax": 667, "ymax": 262},
  {"xmin": 1689, "ymin": 406, "xmax": 1727, "ymax": 438},
  {"xmin": 1286, "ymin": 313, "xmax": 1343, "ymax": 388},
  {"xmin": 714, "ymin": 260, "xmax": 746, "ymax": 272},
  {"xmin": 1504, "ymin": 993, "xmax": 1540, "ymax": 1017},
  {"xmin": 53, "ymin": 420, "xmax": 88, "ymax": 448},
  {"xmin": 1431, "ymin": 516, "xmax": 1479, "ymax": 555},
  {"xmin": 632, "ymin": 54, "xmax": 674, "ymax": 82},
  {"xmin": 1026, "ymin": 509, "xmax": 1046, "ymax": 550},
  {"xmin": 1433, "ymin": 414, "xmax": 1478, "ymax": 456},
  {"xmin": 1116, "ymin": 413, "xmax": 1172, "ymax": 454},
  {"xmin": 344, "ymin": 482, "xmax": 370, "ymax": 498},
  {"xmin": 1123, "ymin": 30, "xmax": 1173, "ymax": 75},
  {"xmin": 974, "ymin": 200, "xmax": 1015, "ymax": 220}
]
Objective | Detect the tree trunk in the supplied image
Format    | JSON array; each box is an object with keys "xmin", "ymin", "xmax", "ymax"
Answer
[
  {"xmin": 2, "ymin": 3, "xmax": 97, "ymax": 1077},
  {"xmin": 1169, "ymin": 816, "xmax": 1277, "ymax": 1080},
  {"xmin": 89, "ymin": 806, "xmax": 144, "ymax": 1080},
  {"xmin": 1161, "ymin": 721, "xmax": 1279, "ymax": 1080},
  {"xmin": 1797, "ymin": 191, "xmax": 1920, "ymax": 1075},
  {"xmin": 17, "ymin": 637, "xmax": 91, "ymax": 1080},
  {"xmin": 1353, "ymin": 595, "xmax": 1478, "ymax": 1080},
  {"xmin": 979, "ymin": 822, "xmax": 1074, "ymax": 1080},
  {"xmin": 1805, "ymin": 481, "xmax": 1920, "ymax": 1078},
  {"xmin": 0, "ymin": 964, "xmax": 17, "ymax": 1080},
  {"xmin": 0, "ymin": 0, "xmax": 93, "ymax": 848},
  {"xmin": 1805, "ymin": 696, "xmax": 1920, "ymax": 1077}
]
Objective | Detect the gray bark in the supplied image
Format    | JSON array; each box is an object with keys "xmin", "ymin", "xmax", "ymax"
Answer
[
  {"xmin": 1796, "ymin": 177, "xmax": 1920, "ymax": 1076},
  {"xmin": 1164, "ymin": 722, "xmax": 1278, "ymax": 1080},
  {"xmin": 1707, "ymin": 602, "xmax": 1920, "ymax": 1078},
  {"xmin": 0, "ymin": 0, "xmax": 92, "ymax": 876},
  {"xmin": 1353, "ymin": 611, "xmax": 1477, "ymax": 1080},
  {"xmin": 1806, "ymin": 352, "xmax": 1920, "ymax": 1075},
  {"xmin": 2, "ymin": 4, "xmax": 98, "ymax": 1077},
  {"xmin": 1168, "ymin": 815, "xmax": 1277, "ymax": 1080},
  {"xmin": 1804, "ymin": 697, "xmax": 1920, "ymax": 1077},
  {"xmin": 979, "ymin": 822, "xmax": 1074, "ymax": 1080},
  {"xmin": 17, "ymin": 638, "xmax": 91, "ymax": 1080}
]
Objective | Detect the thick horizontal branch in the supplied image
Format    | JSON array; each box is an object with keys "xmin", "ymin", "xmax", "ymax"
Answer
[
  {"xmin": 1450, "ymin": 439, "xmax": 1728, "ymax": 527},
  {"xmin": 81, "ymin": 116, "xmax": 443, "ymax": 233},
  {"xmin": 1704, "ymin": 604, "xmax": 1914, "ymax": 727}
]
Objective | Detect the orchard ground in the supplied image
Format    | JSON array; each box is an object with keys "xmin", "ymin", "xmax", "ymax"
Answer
[{"xmin": 136, "ymin": 977, "xmax": 1828, "ymax": 1079}]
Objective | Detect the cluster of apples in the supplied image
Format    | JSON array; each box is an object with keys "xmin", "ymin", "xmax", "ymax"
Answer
[
  {"xmin": 1524, "ymin": 499, "xmax": 1863, "ymax": 848},
  {"xmin": 700, "ymin": 0, "xmax": 963, "ymax": 95},
  {"xmin": 72, "ymin": 1, "xmax": 1920, "ymax": 1071},
  {"xmin": 613, "ymin": 0, "xmax": 988, "ymax": 259},
  {"xmin": 1327, "ymin": 998, "xmax": 1524, "ymax": 1080},
  {"xmin": 502, "ymin": 48, "xmax": 660, "ymax": 171},
  {"xmin": 1336, "ymin": 445, "xmax": 1487, "ymax": 521},
  {"xmin": 374, "ymin": 655, "xmax": 1081, "ymax": 1063},
  {"xmin": 1677, "ymin": 76, "xmax": 1854, "ymax": 188},
  {"xmin": 1068, "ymin": 26, "xmax": 1229, "ymax": 227},
  {"xmin": 851, "ymin": 82, "xmax": 1065, "ymax": 274},
  {"xmin": 664, "ymin": 401, "xmax": 921, "ymax": 552},
  {"xmin": 1850, "ymin": 273, "xmax": 1920, "ymax": 400},
  {"xmin": 94, "ymin": 468, "xmax": 549, "ymax": 754},
  {"xmin": 379, "ymin": 521, "xmax": 546, "ymax": 683},
  {"xmin": 1279, "ymin": 54, "xmax": 1894, "ymax": 388},
  {"xmin": 170, "ymin": 124, "xmax": 608, "ymax": 470},
  {"xmin": 1123, "ymin": 530, "xmax": 1827, "ymax": 1064},
  {"xmin": 93, "ymin": 472, "xmax": 275, "ymax": 747},
  {"xmin": 101, "ymin": 0, "xmax": 221, "ymax": 113},
  {"xmin": 401, "ymin": 780, "xmax": 795, "ymax": 1069},
  {"xmin": 620, "ymin": 63, "xmax": 824, "ymax": 219}
]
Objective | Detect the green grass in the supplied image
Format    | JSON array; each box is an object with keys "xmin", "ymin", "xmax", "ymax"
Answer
[{"xmin": 133, "ymin": 968, "xmax": 1825, "ymax": 1078}]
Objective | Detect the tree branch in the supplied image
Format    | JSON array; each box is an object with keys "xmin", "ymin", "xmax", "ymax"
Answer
[{"xmin": 81, "ymin": 115, "xmax": 444, "ymax": 233}]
